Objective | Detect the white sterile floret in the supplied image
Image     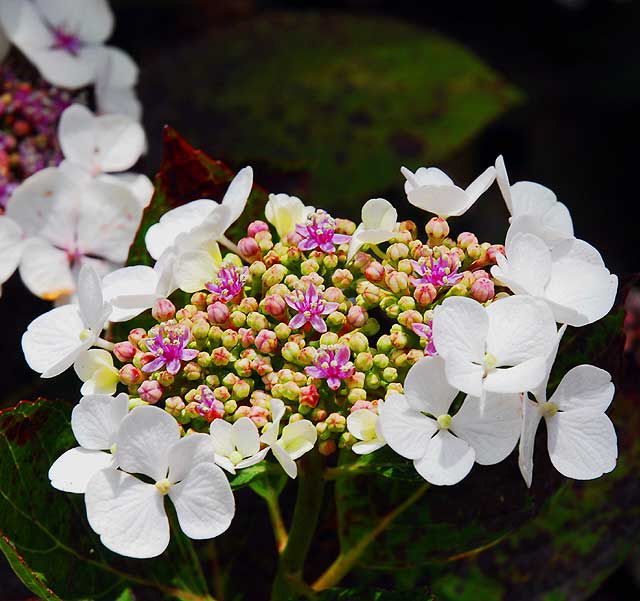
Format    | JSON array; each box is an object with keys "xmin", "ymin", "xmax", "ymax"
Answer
[
  {"xmin": 401, "ymin": 164, "xmax": 496, "ymax": 218},
  {"xmin": 495, "ymin": 155, "xmax": 574, "ymax": 247},
  {"xmin": 6, "ymin": 167, "xmax": 142, "ymax": 301},
  {"xmin": 0, "ymin": 215, "xmax": 24, "ymax": 298},
  {"xmin": 49, "ymin": 392, "xmax": 128, "ymax": 493},
  {"xmin": 260, "ymin": 399, "xmax": 317, "ymax": 479},
  {"xmin": 379, "ymin": 356, "xmax": 521, "ymax": 485},
  {"xmin": 145, "ymin": 166, "xmax": 253, "ymax": 261},
  {"xmin": 265, "ymin": 193, "xmax": 314, "ymax": 238},
  {"xmin": 347, "ymin": 198, "xmax": 398, "ymax": 262},
  {"xmin": 432, "ymin": 295, "xmax": 558, "ymax": 399},
  {"xmin": 518, "ymin": 328, "xmax": 617, "ymax": 487},
  {"xmin": 85, "ymin": 405, "xmax": 235, "ymax": 559},
  {"xmin": 347, "ymin": 408, "xmax": 386, "ymax": 455},
  {"xmin": 102, "ymin": 250, "xmax": 177, "ymax": 322},
  {"xmin": 73, "ymin": 349, "xmax": 119, "ymax": 395},
  {"xmin": 492, "ymin": 229, "xmax": 618, "ymax": 327},
  {"xmin": 210, "ymin": 417, "xmax": 269, "ymax": 474},
  {"xmin": 22, "ymin": 266, "xmax": 111, "ymax": 378},
  {"xmin": 0, "ymin": 0, "xmax": 114, "ymax": 89},
  {"xmin": 94, "ymin": 46, "xmax": 142, "ymax": 122}
]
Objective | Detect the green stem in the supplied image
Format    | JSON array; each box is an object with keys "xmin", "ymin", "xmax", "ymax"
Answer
[
  {"xmin": 369, "ymin": 244, "xmax": 387, "ymax": 261},
  {"xmin": 312, "ymin": 483, "xmax": 430, "ymax": 591},
  {"xmin": 270, "ymin": 452, "xmax": 325, "ymax": 601},
  {"xmin": 264, "ymin": 491, "xmax": 289, "ymax": 553}
]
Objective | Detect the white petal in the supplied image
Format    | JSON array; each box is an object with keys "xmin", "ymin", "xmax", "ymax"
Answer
[
  {"xmin": 451, "ymin": 393, "xmax": 521, "ymax": 465},
  {"xmin": 278, "ymin": 420, "xmax": 317, "ymax": 460},
  {"xmin": 518, "ymin": 396, "xmax": 542, "ymax": 487},
  {"xmin": 265, "ymin": 193, "xmax": 313, "ymax": 238},
  {"xmin": 352, "ymin": 439, "xmax": 386, "ymax": 455},
  {"xmin": 0, "ymin": 216, "xmax": 23, "ymax": 285},
  {"xmin": 432, "ymin": 296, "xmax": 487, "ymax": 363},
  {"xmin": 21, "ymin": 304, "xmax": 91, "ymax": 377},
  {"xmin": 77, "ymin": 264, "xmax": 107, "ymax": 330},
  {"xmin": 221, "ymin": 166, "xmax": 253, "ymax": 225},
  {"xmin": 464, "ymin": 166, "xmax": 496, "ymax": 203},
  {"xmin": 494, "ymin": 155, "xmax": 513, "ymax": 214},
  {"xmin": 169, "ymin": 462, "xmax": 235, "ymax": 539},
  {"xmin": 110, "ymin": 173, "xmax": 154, "ymax": 208},
  {"xmin": 530, "ymin": 324, "xmax": 567, "ymax": 404},
  {"xmin": 85, "ymin": 469, "xmax": 169, "ymax": 559},
  {"xmin": 509, "ymin": 181, "xmax": 557, "ymax": 217},
  {"xmin": 73, "ymin": 349, "xmax": 116, "ymax": 392},
  {"xmin": 210, "ymin": 419, "xmax": 235, "ymax": 457},
  {"xmin": 49, "ymin": 448, "xmax": 113, "ymax": 493},
  {"xmin": 34, "ymin": 0, "xmax": 113, "ymax": 43},
  {"xmin": 361, "ymin": 198, "xmax": 397, "ymax": 230},
  {"xmin": 346, "ymin": 409, "xmax": 378, "ymax": 441},
  {"xmin": 549, "ymin": 365, "xmax": 614, "ymax": 413},
  {"xmin": 483, "ymin": 357, "xmax": 549, "ymax": 394},
  {"xmin": 271, "ymin": 443, "xmax": 298, "ymax": 479},
  {"xmin": 413, "ymin": 430, "xmax": 475, "ymax": 486},
  {"xmin": 102, "ymin": 265, "xmax": 159, "ymax": 322},
  {"xmin": 486, "ymin": 295, "xmax": 557, "ymax": 366},
  {"xmin": 235, "ymin": 447, "xmax": 270, "ymax": 469},
  {"xmin": 347, "ymin": 228, "xmax": 365, "ymax": 263},
  {"xmin": 407, "ymin": 185, "xmax": 470, "ymax": 218},
  {"xmin": 403, "ymin": 166, "xmax": 453, "ymax": 190},
  {"xmin": 0, "ymin": 1, "xmax": 52, "ymax": 51},
  {"xmin": 95, "ymin": 47, "xmax": 141, "ymax": 121},
  {"xmin": 541, "ymin": 202, "xmax": 574, "ymax": 240},
  {"xmin": 355, "ymin": 227, "xmax": 397, "ymax": 245},
  {"xmin": 404, "ymin": 356, "xmax": 458, "ymax": 415},
  {"xmin": 261, "ymin": 399, "xmax": 286, "ymax": 446},
  {"xmin": 232, "ymin": 417, "xmax": 260, "ymax": 458},
  {"xmin": 72, "ymin": 392, "xmax": 129, "ymax": 450},
  {"xmin": 546, "ymin": 410, "xmax": 617, "ymax": 480},
  {"xmin": 443, "ymin": 356, "xmax": 485, "ymax": 399},
  {"xmin": 168, "ymin": 433, "xmax": 216, "ymax": 484},
  {"xmin": 26, "ymin": 46, "xmax": 100, "ymax": 89},
  {"xmin": 214, "ymin": 455, "xmax": 236, "ymax": 474},
  {"xmin": 174, "ymin": 248, "xmax": 221, "ymax": 293},
  {"xmin": 378, "ymin": 393, "xmax": 436, "ymax": 460},
  {"xmin": 18, "ymin": 238, "xmax": 74, "ymax": 300},
  {"xmin": 115, "ymin": 406, "xmax": 180, "ymax": 482}
]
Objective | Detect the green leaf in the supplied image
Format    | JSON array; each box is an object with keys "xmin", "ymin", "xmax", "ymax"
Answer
[
  {"xmin": 143, "ymin": 11, "xmax": 521, "ymax": 210},
  {"xmin": 316, "ymin": 587, "xmax": 434, "ymax": 600},
  {"xmin": 229, "ymin": 463, "xmax": 270, "ymax": 490}
]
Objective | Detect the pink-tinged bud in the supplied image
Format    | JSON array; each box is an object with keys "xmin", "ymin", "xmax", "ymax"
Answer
[
  {"xmin": 364, "ymin": 261, "xmax": 385, "ymax": 282},
  {"xmin": 263, "ymin": 294, "xmax": 287, "ymax": 318},
  {"xmin": 387, "ymin": 243, "xmax": 409, "ymax": 262},
  {"xmin": 254, "ymin": 229, "xmax": 273, "ymax": 244},
  {"xmin": 239, "ymin": 236, "xmax": 261, "ymax": 260},
  {"xmin": 138, "ymin": 380, "xmax": 163, "ymax": 404},
  {"xmin": 263, "ymin": 264, "xmax": 287, "ymax": 288},
  {"xmin": 457, "ymin": 232, "xmax": 478, "ymax": 250},
  {"xmin": 332, "ymin": 268, "xmax": 354, "ymax": 289},
  {"xmin": 386, "ymin": 271, "xmax": 409, "ymax": 294},
  {"xmin": 128, "ymin": 327, "xmax": 147, "ymax": 346},
  {"xmin": 334, "ymin": 218, "xmax": 357, "ymax": 235},
  {"xmin": 253, "ymin": 356, "xmax": 273, "ymax": 376},
  {"xmin": 191, "ymin": 292, "xmax": 208, "ymax": 310},
  {"xmin": 473, "ymin": 270, "xmax": 490, "ymax": 281},
  {"xmin": 240, "ymin": 327, "xmax": 256, "ymax": 347},
  {"xmin": 350, "ymin": 400, "xmax": 375, "ymax": 413},
  {"xmin": 211, "ymin": 347, "xmax": 232, "ymax": 367},
  {"xmin": 235, "ymin": 405, "xmax": 251, "ymax": 420},
  {"xmin": 299, "ymin": 385, "xmax": 320, "ymax": 408},
  {"xmin": 248, "ymin": 220, "xmax": 270, "ymax": 237},
  {"xmin": 487, "ymin": 244, "xmax": 505, "ymax": 263},
  {"xmin": 137, "ymin": 352, "xmax": 157, "ymax": 369},
  {"xmin": 214, "ymin": 386, "xmax": 231, "ymax": 402},
  {"xmin": 352, "ymin": 251, "xmax": 373, "ymax": 271},
  {"xmin": 398, "ymin": 309, "xmax": 422, "ymax": 328},
  {"xmin": 113, "ymin": 341, "xmax": 136, "ymax": 363},
  {"xmin": 255, "ymin": 329, "xmax": 278, "ymax": 354},
  {"xmin": 323, "ymin": 286, "xmax": 345, "ymax": 303},
  {"xmin": 263, "ymin": 250, "xmax": 280, "ymax": 267},
  {"xmin": 119, "ymin": 364, "xmax": 142, "ymax": 386},
  {"xmin": 208, "ymin": 301, "xmax": 230, "ymax": 324},
  {"xmin": 151, "ymin": 298, "xmax": 176, "ymax": 322},
  {"xmin": 467, "ymin": 242, "xmax": 483, "ymax": 261},
  {"xmin": 425, "ymin": 217, "xmax": 449, "ymax": 242},
  {"xmin": 471, "ymin": 277, "xmax": 495, "ymax": 302},
  {"xmin": 298, "ymin": 346, "xmax": 317, "ymax": 366},
  {"xmin": 347, "ymin": 305, "xmax": 368, "ymax": 328},
  {"xmin": 414, "ymin": 283, "xmax": 437, "ymax": 306},
  {"xmin": 165, "ymin": 396, "xmax": 185, "ymax": 417},
  {"xmin": 319, "ymin": 439, "xmax": 337, "ymax": 456},
  {"xmin": 250, "ymin": 406, "xmax": 269, "ymax": 428}
]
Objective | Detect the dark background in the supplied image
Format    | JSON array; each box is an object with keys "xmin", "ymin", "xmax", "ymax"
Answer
[{"xmin": 1, "ymin": 0, "xmax": 638, "ymax": 599}]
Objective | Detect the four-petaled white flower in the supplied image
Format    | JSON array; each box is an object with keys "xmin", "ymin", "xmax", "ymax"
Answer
[
  {"xmin": 401, "ymin": 165, "xmax": 496, "ymax": 218},
  {"xmin": 347, "ymin": 198, "xmax": 398, "ymax": 262},
  {"xmin": 94, "ymin": 46, "xmax": 142, "ymax": 121},
  {"xmin": 73, "ymin": 349, "xmax": 119, "ymax": 395},
  {"xmin": 145, "ymin": 166, "xmax": 254, "ymax": 261},
  {"xmin": 347, "ymin": 408, "xmax": 386, "ymax": 455},
  {"xmin": 518, "ymin": 328, "xmax": 617, "ymax": 487},
  {"xmin": 0, "ymin": 215, "xmax": 24, "ymax": 298},
  {"xmin": 265, "ymin": 193, "xmax": 314, "ymax": 239},
  {"xmin": 22, "ymin": 265, "xmax": 111, "ymax": 378},
  {"xmin": 492, "ymin": 230, "xmax": 618, "ymax": 327},
  {"xmin": 210, "ymin": 417, "xmax": 269, "ymax": 474},
  {"xmin": 85, "ymin": 405, "xmax": 235, "ymax": 559},
  {"xmin": 495, "ymin": 155, "xmax": 574, "ymax": 247},
  {"xmin": 4, "ymin": 166, "xmax": 142, "ymax": 301},
  {"xmin": 48, "ymin": 392, "xmax": 128, "ymax": 493},
  {"xmin": 0, "ymin": 0, "xmax": 114, "ymax": 89},
  {"xmin": 379, "ymin": 356, "xmax": 521, "ymax": 485},
  {"xmin": 260, "ymin": 399, "xmax": 317, "ymax": 479},
  {"xmin": 432, "ymin": 295, "xmax": 558, "ymax": 399}
]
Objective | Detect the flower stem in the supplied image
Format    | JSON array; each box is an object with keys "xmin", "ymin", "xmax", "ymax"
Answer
[
  {"xmin": 95, "ymin": 337, "xmax": 115, "ymax": 351},
  {"xmin": 312, "ymin": 483, "xmax": 430, "ymax": 591},
  {"xmin": 369, "ymin": 244, "xmax": 387, "ymax": 261},
  {"xmin": 264, "ymin": 491, "xmax": 289, "ymax": 553},
  {"xmin": 270, "ymin": 451, "xmax": 325, "ymax": 601},
  {"xmin": 219, "ymin": 235, "xmax": 243, "ymax": 257}
]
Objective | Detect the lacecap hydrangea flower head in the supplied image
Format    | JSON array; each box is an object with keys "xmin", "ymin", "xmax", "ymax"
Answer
[{"xmin": 27, "ymin": 154, "xmax": 619, "ymax": 565}]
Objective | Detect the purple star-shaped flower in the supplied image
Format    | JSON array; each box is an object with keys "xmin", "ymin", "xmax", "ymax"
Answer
[
  {"xmin": 411, "ymin": 321, "xmax": 438, "ymax": 356},
  {"xmin": 142, "ymin": 322, "xmax": 199, "ymax": 375},
  {"xmin": 296, "ymin": 210, "xmax": 351, "ymax": 253},
  {"xmin": 286, "ymin": 284, "xmax": 339, "ymax": 333},
  {"xmin": 206, "ymin": 265, "xmax": 249, "ymax": 302},
  {"xmin": 193, "ymin": 385, "xmax": 225, "ymax": 422},
  {"xmin": 411, "ymin": 255, "xmax": 462, "ymax": 288},
  {"xmin": 305, "ymin": 344, "xmax": 355, "ymax": 390}
]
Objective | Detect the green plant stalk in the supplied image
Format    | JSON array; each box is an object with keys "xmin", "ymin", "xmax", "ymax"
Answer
[
  {"xmin": 312, "ymin": 483, "xmax": 430, "ymax": 591},
  {"xmin": 264, "ymin": 491, "xmax": 289, "ymax": 553},
  {"xmin": 270, "ymin": 451, "xmax": 325, "ymax": 601}
]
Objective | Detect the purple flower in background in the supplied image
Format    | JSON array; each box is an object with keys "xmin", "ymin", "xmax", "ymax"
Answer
[
  {"xmin": 206, "ymin": 265, "xmax": 248, "ymax": 302},
  {"xmin": 286, "ymin": 284, "xmax": 339, "ymax": 333},
  {"xmin": 193, "ymin": 385, "xmax": 225, "ymax": 422},
  {"xmin": 296, "ymin": 210, "xmax": 351, "ymax": 253},
  {"xmin": 142, "ymin": 323, "xmax": 198, "ymax": 375},
  {"xmin": 411, "ymin": 255, "xmax": 462, "ymax": 288},
  {"xmin": 51, "ymin": 28, "xmax": 83, "ymax": 56},
  {"xmin": 411, "ymin": 321, "xmax": 437, "ymax": 356},
  {"xmin": 305, "ymin": 344, "xmax": 355, "ymax": 390}
]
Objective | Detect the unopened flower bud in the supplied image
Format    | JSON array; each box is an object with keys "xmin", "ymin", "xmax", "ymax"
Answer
[
  {"xmin": 192, "ymin": 319, "xmax": 210, "ymax": 340},
  {"xmin": 183, "ymin": 362, "xmax": 202, "ymax": 381},
  {"xmin": 316, "ymin": 422, "xmax": 330, "ymax": 440},
  {"xmin": 387, "ymin": 243, "xmax": 409, "ymax": 262},
  {"xmin": 487, "ymin": 244, "xmax": 505, "ymax": 263},
  {"xmin": 386, "ymin": 271, "xmax": 409, "ymax": 294},
  {"xmin": 222, "ymin": 329, "xmax": 239, "ymax": 350},
  {"xmin": 249, "ymin": 261, "xmax": 266, "ymax": 279},
  {"xmin": 232, "ymin": 380, "xmax": 251, "ymax": 400},
  {"xmin": 282, "ymin": 381, "xmax": 300, "ymax": 401},
  {"xmin": 208, "ymin": 302, "xmax": 229, "ymax": 324},
  {"xmin": 471, "ymin": 277, "xmax": 495, "ymax": 302},
  {"xmin": 352, "ymin": 251, "xmax": 372, "ymax": 271},
  {"xmin": 457, "ymin": 232, "xmax": 478, "ymax": 250},
  {"xmin": 239, "ymin": 236, "xmax": 261, "ymax": 260},
  {"xmin": 397, "ymin": 259, "xmax": 413, "ymax": 274},
  {"xmin": 128, "ymin": 328, "xmax": 147, "ymax": 347},
  {"xmin": 348, "ymin": 332, "xmax": 369, "ymax": 353},
  {"xmin": 152, "ymin": 298, "xmax": 176, "ymax": 322},
  {"xmin": 311, "ymin": 407, "xmax": 327, "ymax": 422},
  {"xmin": 364, "ymin": 261, "xmax": 385, "ymax": 282},
  {"xmin": 365, "ymin": 372, "xmax": 381, "ymax": 389},
  {"xmin": 114, "ymin": 341, "xmax": 136, "ymax": 363},
  {"xmin": 282, "ymin": 341, "xmax": 301, "ymax": 363},
  {"xmin": 300, "ymin": 385, "xmax": 320, "ymax": 408},
  {"xmin": 119, "ymin": 364, "xmax": 142, "ymax": 386},
  {"xmin": 165, "ymin": 396, "xmax": 185, "ymax": 417},
  {"xmin": 361, "ymin": 318, "xmax": 380, "ymax": 337},
  {"xmin": 262, "ymin": 264, "xmax": 287, "ymax": 288},
  {"xmin": 274, "ymin": 322, "xmax": 292, "ymax": 341},
  {"xmin": 255, "ymin": 329, "xmax": 278, "ymax": 354},
  {"xmin": 248, "ymin": 220, "xmax": 270, "ymax": 237},
  {"xmin": 325, "ymin": 311, "xmax": 345, "ymax": 331},
  {"xmin": 398, "ymin": 296, "xmax": 416, "ymax": 312},
  {"xmin": 347, "ymin": 388, "xmax": 367, "ymax": 404},
  {"xmin": 426, "ymin": 217, "xmax": 449, "ymax": 242},
  {"xmin": 326, "ymin": 412, "xmax": 346, "ymax": 433},
  {"xmin": 157, "ymin": 370, "xmax": 175, "ymax": 387},
  {"xmin": 346, "ymin": 305, "xmax": 368, "ymax": 328},
  {"xmin": 414, "ymin": 283, "xmax": 437, "ymax": 306},
  {"xmin": 332, "ymin": 269, "xmax": 353, "ymax": 289},
  {"xmin": 249, "ymin": 406, "xmax": 269, "ymax": 428},
  {"xmin": 263, "ymin": 294, "xmax": 287, "ymax": 318},
  {"xmin": 138, "ymin": 380, "xmax": 163, "ymax": 404},
  {"xmin": 398, "ymin": 310, "xmax": 422, "ymax": 328},
  {"xmin": 300, "ymin": 259, "xmax": 320, "ymax": 275},
  {"xmin": 319, "ymin": 440, "xmax": 337, "ymax": 456},
  {"xmin": 230, "ymin": 311, "xmax": 247, "ymax": 329},
  {"xmin": 382, "ymin": 367, "xmax": 398, "ymax": 382},
  {"xmin": 298, "ymin": 346, "xmax": 317, "ymax": 365},
  {"xmin": 373, "ymin": 353, "xmax": 389, "ymax": 369},
  {"xmin": 247, "ymin": 311, "xmax": 269, "ymax": 332},
  {"xmin": 323, "ymin": 254, "xmax": 338, "ymax": 270},
  {"xmin": 234, "ymin": 405, "xmax": 251, "ymax": 420},
  {"xmin": 319, "ymin": 332, "xmax": 339, "ymax": 346},
  {"xmin": 377, "ymin": 335, "xmax": 392, "ymax": 354},
  {"xmin": 211, "ymin": 346, "xmax": 232, "ymax": 367},
  {"xmin": 354, "ymin": 352, "xmax": 373, "ymax": 372},
  {"xmin": 335, "ymin": 218, "xmax": 356, "ymax": 235}
]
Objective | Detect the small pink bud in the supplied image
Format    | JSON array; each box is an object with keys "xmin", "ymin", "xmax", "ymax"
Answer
[
  {"xmin": 352, "ymin": 251, "xmax": 373, "ymax": 271},
  {"xmin": 487, "ymin": 244, "xmax": 505, "ymax": 263},
  {"xmin": 347, "ymin": 305, "xmax": 368, "ymax": 328},
  {"xmin": 299, "ymin": 385, "xmax": 320, "ymax": 408},
  {"xmin": 240, "ymin": 327, "xmax": 256, "ymax": 347},
  {"xmin": 350, "ymin": 400, "xmax": 375, "ymax": 413},
  {"xmin": 471, "ymin": 278, "xmax": 495, "ymax": 302},
  {"xmin": 319, "ymin": 440, "xmax": 337, "ymax": 456},
  {"xmin": 151, "ymin": 298, "xmax": 176, "ymax": 322},
  {"xmin": 239, "ymin": 236, "xmax": 261, "ymax": 260},
  {"xmin": 248, "ymin": 220, "xmax": 269, "ymax": 237},
  {"xmin": 128, "ymin": 327, "xmax": 147, "ymax": 346},
  {"xmin": 113, "ymin": 341, "xmax": 136, "ymax": 362},
  {"xmin": 414, "ymin": 283, "xmax": 437, "ymax": 306},
  {"xmin": 249, "ymin": 406, "xmax": 269, "ymax": 428},
  {"xmin": 263, "ymin": 294, "xmax": 287, "ymax": 318},
  {"xmin": 138, "ymin": 380, "xmax": 163, "ymax": 404},
  {"xmin": 473, "ymin": 270, "xmax": 490, "ymax": 281},
  {"xmin": 211, "ymin": 347, "xmax": 232, "ymax": 367},
  {"xmin": 332, "ymin": 268, "xmax": 354, "ymax": 289},
  {"xmin": 425, "ymin": 217, "xmax": 449, "ymax": 241},
  {"xmin": 119, "ymin": 364, "xmax": 142, "ymax": 386},
  {"xmin": 457, "ymin": 232, "xmax": 478, "ymax": 249},
  {"xmin": 208, "ymin": 301, "xmax": 230, "ymax": 324},
  {"xmin": 386, "ymin": 271, "xmax": 409, "ymax": 294},
  {"xmin": 235, "ymin": 406, "xmax": 251, "ymax": 420},
  {"xmin": 255, "ymin": 329, "xmax": 278, "ymax": 354},
  {"xmin": 364, "ymin": 261, "xmax": 385, "ymax": 282}
]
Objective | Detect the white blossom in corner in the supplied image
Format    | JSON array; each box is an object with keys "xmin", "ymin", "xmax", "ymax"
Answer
[
  {"xmin": 491, "ymin": 229, "xmax": 618, "ymax": 327},
  {"xmin": 95, "ymin": 46, "xmax": 142, "ymax": 122},
  {"xmin": 347, "ymin": 407, "xmax": 386, "ymax": 454},
  {"xmin": 379, "ymin": 356, "xmax": 521, "ymax": 485},
  {"xmin": 210, "ymin": 417, "xmax": 269, "ymax": 475},
  {"xmin": 265, "ymin": 193, "xmax": 314, "ymax": 239},
  {"xmin": 85, "ymin": 405, "xmax": 235, "ymax": 559},
  {"xmin": 401, "ymin": 164, "xmax": 495, "ymax": 218},
  {"xmin": 48, "ymin": 392, "xmax": 128, "ymax": 493},
  {"xmin": 73, "ymin": 349, "xmax": 119, "ymax": 395},
  {"xmin": 347, "ymin": 198, "xmax": 398, "ymax": 262}
]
